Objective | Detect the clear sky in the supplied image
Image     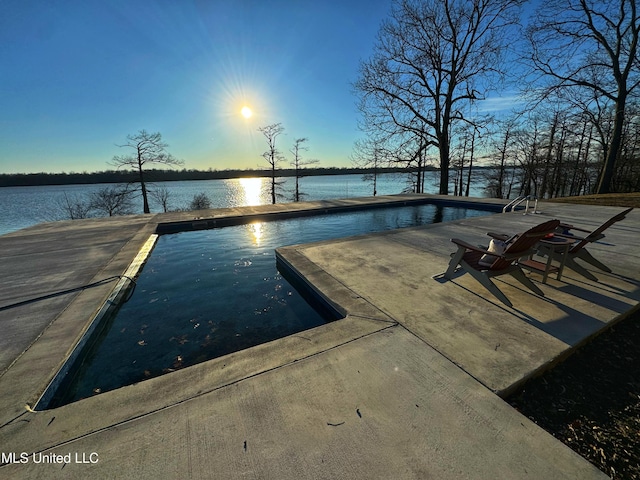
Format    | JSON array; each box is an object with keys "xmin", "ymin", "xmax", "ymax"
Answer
[{"xmin": 0, "ymin": 0, "xmax": 399, "ymax": 174}]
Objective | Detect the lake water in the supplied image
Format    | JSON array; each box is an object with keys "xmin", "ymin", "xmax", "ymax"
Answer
[{"xmin": 0, "ymin": 172, "xmax": 488, "ymax": 236}]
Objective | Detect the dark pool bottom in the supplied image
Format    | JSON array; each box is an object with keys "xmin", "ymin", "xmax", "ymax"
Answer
[{"xmin": 43, "ymin": 202, "xmax": 495, "ymax": 408}]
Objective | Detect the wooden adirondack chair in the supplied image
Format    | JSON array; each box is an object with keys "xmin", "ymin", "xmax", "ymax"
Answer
[
  {"xmin": 544, "ymin": 207, "xmax": 634, "ymax": 281},
  {"xmin": 443, "ymin": 219, "xmax": 560, "ymax": 307}
]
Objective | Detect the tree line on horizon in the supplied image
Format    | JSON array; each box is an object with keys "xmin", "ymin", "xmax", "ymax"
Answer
[{"xmin": 0, "ymin": 165, "xmax": 416, "ymax": 188}]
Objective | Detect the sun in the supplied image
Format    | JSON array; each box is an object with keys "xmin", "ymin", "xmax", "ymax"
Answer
[{"xmin": 241, "ymin": 106, "xmax": 253, "ymax": 118}]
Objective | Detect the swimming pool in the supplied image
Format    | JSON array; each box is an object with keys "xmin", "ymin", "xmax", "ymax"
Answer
[{"xmin": 42, "ymin": 202, "xmax": 494, "ymax": 408}]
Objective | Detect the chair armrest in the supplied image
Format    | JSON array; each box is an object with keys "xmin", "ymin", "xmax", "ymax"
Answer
[
  {"xmin": 553, "ymin": 232, "xmax": 582, "ymax": 240},
  {"xmin": 487, "ymin": 232, "xmax": 510, "ymax": 241},
  {"xmin": 554, "ymin": 232, "xmax": 605, "ymax": 242},
  {"xmin": 558, "ymin": 223, "xmax": 591, "ymax": 233}
]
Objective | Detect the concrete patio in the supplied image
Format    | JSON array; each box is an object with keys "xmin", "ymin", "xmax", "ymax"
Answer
[{"xmin": 0, "ymin": 194, "xmax": 637, "ymax": 479}]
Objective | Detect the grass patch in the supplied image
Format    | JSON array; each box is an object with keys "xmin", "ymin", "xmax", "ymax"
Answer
[{"xmin": 545, "ymin": 192, "xmax": 640, "ymax": 208}]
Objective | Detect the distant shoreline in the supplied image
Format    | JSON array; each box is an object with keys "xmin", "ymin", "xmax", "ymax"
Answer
[{"xmin": 0, "ymin": 166, "xmax": 447, "ymax": 188}]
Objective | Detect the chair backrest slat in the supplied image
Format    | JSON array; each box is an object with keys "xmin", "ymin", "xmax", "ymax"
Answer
[{"xmin": 570, "ymin": 207, "xmax": 633, "ymax": 253}]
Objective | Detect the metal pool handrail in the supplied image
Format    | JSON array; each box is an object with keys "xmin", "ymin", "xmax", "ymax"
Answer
[{"xmin": 502, "ymin": 195, "xmax": 539, "ymax": 214}]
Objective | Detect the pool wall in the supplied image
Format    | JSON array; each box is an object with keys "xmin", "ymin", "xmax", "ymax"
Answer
[
  {"xmin": 35, "ymin": 234, "xmax": 158, "ymax": 410},
  {"xmin": 154, "ymin": 195, "xmax": 506, "ymax": 234},
  {"xmin": 276, "ymin": 251, "xmax": 347, "ymax": 322}
]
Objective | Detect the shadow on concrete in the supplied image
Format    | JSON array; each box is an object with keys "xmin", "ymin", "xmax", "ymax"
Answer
[
  {"xmin": 0, "ymin": 275, "xmax": 135, "ymax": 313},
  {"xmin": 434, "ymin": 273, "xmax": 619, "ymax": 346}
]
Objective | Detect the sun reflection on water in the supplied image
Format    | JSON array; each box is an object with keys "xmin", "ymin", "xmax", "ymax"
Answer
[
  {"xmin": 246, "ymin": 221, "xmax": 264, "ymax": 246},
  {"xmin": 240, "ymin": 177, "xmax": 265, "ymax": 245},
  {"xmin": 239, "ymin": 177, "xmax": 263, "ymax": 206}
]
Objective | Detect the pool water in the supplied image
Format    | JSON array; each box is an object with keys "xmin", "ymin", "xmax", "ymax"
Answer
[{"xmin": 45, "ymin": 203, "xmax": 493, "ymax": 407}]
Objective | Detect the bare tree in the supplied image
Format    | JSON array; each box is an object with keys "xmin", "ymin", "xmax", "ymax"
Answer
[
  {"xmin": 90, "ymin": 185, "xmax": 135, "ymax": 217},
  {"xmin": 451, "ymin": 124, "xmax": 482, "ymax": 196},
  {"xmin": 351, "ymin": 137, "xmax": 386, "ymax": 196},
  {"xmin": 110, "ymin": 130, "xmax": 184, "ymax": 213},
  {"xmin": 485, "ymin": 119, "xmax": 519, "ymax": 198},
  {"xmin": 57, "ymin": 192, "xmax": 92, "ymax": 220},
  {"xmin": 397, "ymin": 125, "xmax": 433, "ymax": 194},
  {"xmin": 355, "ymin": 0, "xmax": 523, "ymax": 194},
  {"xmin": 290, "ymin": 137, "xmax": 318, "ymax": 202},
  {"xmin": 514, "ymin": 116, "xmax": 543, "ymax": 197},
  {"xmin": 189, "ymin": 192, "xmax": 212, "ymax": 210},
  {"xmin": 149, "ymin": 185, "xmax": 172, "ymax": 212},
  {"xmin": 525, "ymin": 0, "xmax": 640, "ymax": 193},
  {"xmin": 258, "ymin": 123, "xmax": 285, "ymax": 204}
]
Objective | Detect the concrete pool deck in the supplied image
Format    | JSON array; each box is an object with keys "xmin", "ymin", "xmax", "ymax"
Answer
[{"xmin": 0, "ymin": 194, "xmax": 637, "ymax": 479}]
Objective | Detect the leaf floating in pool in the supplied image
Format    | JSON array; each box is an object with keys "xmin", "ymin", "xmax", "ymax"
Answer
[
  {"xmin": 138, "ymin": 340, "xmax": 147, "ymax": 346},
  {"xmin": 143, "ymin": 370, "xmax": 151, "ymax": 377},
  {"xmin": 93, "ymin": 388, "xmax": 101, "ymax": 394},
  {"xmin": 172, "ymin": 356, "xmax": 184, "ymax": 369}
]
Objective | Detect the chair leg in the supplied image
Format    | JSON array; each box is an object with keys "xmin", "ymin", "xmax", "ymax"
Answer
[
  {"xmin": 509, "ymin": 267, "xmax": 544, "ymax": 296},
  {"xmin": 444, "ymin": 246, "xmax": 465, "ymax": 279},
  {"xmin": 544, "ymin": 249, "xmax": 600, "ymax": 281},
  {"xmin": 563, "ymin": 256, "xmax": 599, "ymax": 281},
  {"xmin": 575, "ymin": 248, "xmax": 612, "ymax": 273},
  {"xmin": 464, "ymin": 262, "xmax": 514, "ymax": 308}
]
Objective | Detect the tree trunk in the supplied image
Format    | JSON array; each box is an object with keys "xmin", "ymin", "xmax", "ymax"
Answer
[
  {"xmin": 271, "ymin": 171, "xmax": 276, "ymax": 205},
  {"xmin": 137, "ymin": 154, "xmax": 150, "ymax": 214},
  {"xmin": 539, "ymin": 113, "xmax": 557, "ymax": 199},
  {"xmin": 465, "ymin": 132, "xmax": 475, "ymax": 197},
  {"xmin": 439, "ymin": 138, "xmax": 450, "ymax": 195},
  {"xmin": 597, "ymin": 94, "xmax": 626, "ymax": 194},
  {"xmin": 497, "ymin": 128, "xmax": 510, "ymax": 199}
]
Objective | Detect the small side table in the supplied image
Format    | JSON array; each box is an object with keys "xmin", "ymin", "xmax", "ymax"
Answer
[{"xmin": 518, "ymin": 236, "xmax": 574, "ymax": 283}]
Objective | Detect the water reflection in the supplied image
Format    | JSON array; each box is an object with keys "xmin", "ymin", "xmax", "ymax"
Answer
[
  {"xmin": 246, "ymin": 221, "xmax": 264, "ymax": 246},
  {"xmin": 238, "ymin": 178, "xmax": 265, "ymax": 245},
  {"xmin": 239, "ymin": 177, "xmax": 263, "ymax": 206}
]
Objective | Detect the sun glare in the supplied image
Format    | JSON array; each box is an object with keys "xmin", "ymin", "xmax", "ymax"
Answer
[
  {"xmin": 241, "ymin": 106, "xmax": 253, "ymax": 118},
  {"xmin": 239, "ymin": 177, "xmax": 263, "ymax": 205},
  {"xmin": 239, "ymin": 177, "xmax": 264, "ymax": 245}
]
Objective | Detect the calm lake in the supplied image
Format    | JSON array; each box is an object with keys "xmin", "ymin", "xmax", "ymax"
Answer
[{"xmin": 0, "ymin": 172, "xmax": 489, "ymax": 236}]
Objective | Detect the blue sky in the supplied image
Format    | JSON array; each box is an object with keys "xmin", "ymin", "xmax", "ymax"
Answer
[
  {"xmin": 0, "ymin": 0, "xmax": 398, "ymax": 174},
  {"xmin": 0, "ymin": 0, "xmax": 522, "ymax": 175}
]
